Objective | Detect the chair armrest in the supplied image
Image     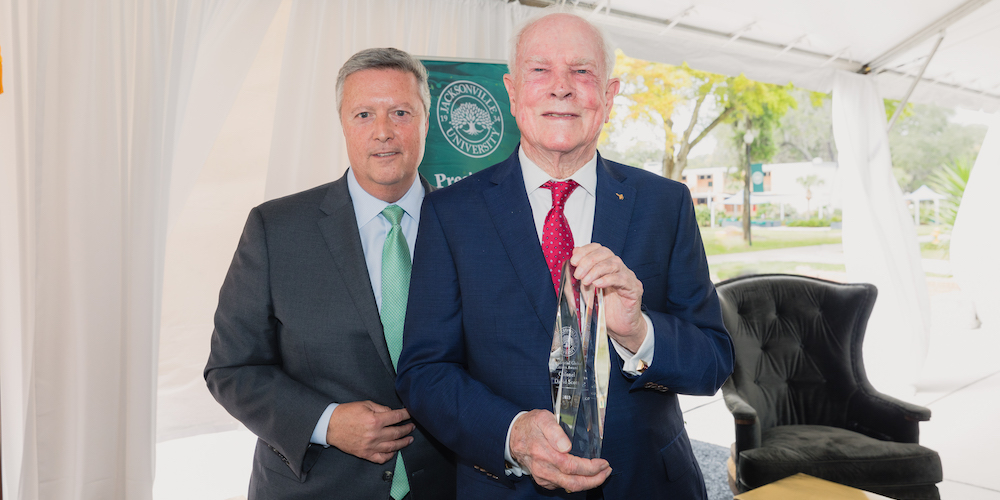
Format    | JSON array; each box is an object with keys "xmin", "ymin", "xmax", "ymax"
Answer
[
  {"xmin": 721, "ymin": 378, "xmax": 760, "ymax": 454},
  {"xmin": 847, "ymin": 388, "xmax": 930, "ymax": 443}
]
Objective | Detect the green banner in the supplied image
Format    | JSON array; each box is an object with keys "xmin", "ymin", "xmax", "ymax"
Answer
[
  {"xmin": 751, "ymin": 163, "xmax": 764, "ymax": 193},
  {"xmin": 419, "ymin": 58, "xmax": 521, "ymax": 189}
]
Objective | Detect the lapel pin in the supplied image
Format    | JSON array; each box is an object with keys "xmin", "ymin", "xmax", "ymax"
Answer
[{"xmin": 616, "ymin": 193, "xmax": 624, "ymax": 200}]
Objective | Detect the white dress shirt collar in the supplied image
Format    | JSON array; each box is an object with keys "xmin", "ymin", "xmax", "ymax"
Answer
[
  {"xmin": 346, "ymin": 169, "xmax": 424, "ymax": 228},
  {"xmin": 519, "ymin": 147, "xmax": 598, "ymax": 197}
]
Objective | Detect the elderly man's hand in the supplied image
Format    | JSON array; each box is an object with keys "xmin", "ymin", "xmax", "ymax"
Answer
[
  {"xmin": 570, "ymin": 243, "xmax": 646, "ymax": 353},
  {"xmin": 510, "ymin": 409, "xmax": 612, "ymax": 491}
]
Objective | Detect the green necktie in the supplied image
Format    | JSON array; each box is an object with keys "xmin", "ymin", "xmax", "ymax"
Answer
[{"xmin": 380, "ymin": 204, "xmax": 410, "ymax": 500}]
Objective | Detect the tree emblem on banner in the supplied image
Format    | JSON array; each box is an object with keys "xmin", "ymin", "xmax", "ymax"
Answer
[{"xmin": 436, "ymin": 80, "xmax": 504, "ymax": 158}]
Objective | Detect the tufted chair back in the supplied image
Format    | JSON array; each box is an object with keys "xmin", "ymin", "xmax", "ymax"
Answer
[{"xmin": 716, "ymin": 274, "xmax": 876, "ymax": 433}]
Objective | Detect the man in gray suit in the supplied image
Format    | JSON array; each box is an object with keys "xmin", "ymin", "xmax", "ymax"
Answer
[{"xmin": 205, "ymin": 47, "xmax": 455, "ymax": 500}]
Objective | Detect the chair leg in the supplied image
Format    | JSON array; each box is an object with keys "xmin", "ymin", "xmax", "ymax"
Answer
[{"xmin": 727, "ymin": 457, "xmax": 739, "ymax": 496}]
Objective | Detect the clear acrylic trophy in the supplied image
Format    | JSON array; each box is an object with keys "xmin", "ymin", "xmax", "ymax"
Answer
[{"xmin": 549, "ymin": 260, "xmax": 610, "ymax": 459}]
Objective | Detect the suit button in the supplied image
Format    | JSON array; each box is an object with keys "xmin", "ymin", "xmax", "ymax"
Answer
[{"xmin": 383, "ymin": 470, "xmax": 393, "ymax": 481}]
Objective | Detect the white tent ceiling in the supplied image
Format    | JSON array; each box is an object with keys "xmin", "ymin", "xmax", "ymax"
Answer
[{"xmin": 526, "ymin": 0, "xmax": 1000, "ymax": 112}]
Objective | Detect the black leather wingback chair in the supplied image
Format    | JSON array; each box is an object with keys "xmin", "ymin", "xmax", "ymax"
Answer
[{"xmin": 716, "ymin": 274, "xmax": 942, "ymax": 500}]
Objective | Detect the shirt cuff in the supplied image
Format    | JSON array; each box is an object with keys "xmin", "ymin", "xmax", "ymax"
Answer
[
  {"xmin": 611, "ymin": 313, "xmax": 655, "ymax": 375},
  {"xmin": 504, "ymin": 411, "xmax": 530, "ymax": 476},
  {"xmin": 311, "ymin": 403, "xmax": 338, "ymax": 447}
]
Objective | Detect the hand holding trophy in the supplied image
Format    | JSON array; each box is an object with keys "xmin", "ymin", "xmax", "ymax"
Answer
[{"xmin": 549, "ymin": 259, "xmax": 611, "ymax": 459}]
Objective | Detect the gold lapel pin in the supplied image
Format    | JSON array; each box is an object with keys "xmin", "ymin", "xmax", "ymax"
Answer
[{"xmin": 616, "ymin": 193, "xmax": 624, "ymax": 200}]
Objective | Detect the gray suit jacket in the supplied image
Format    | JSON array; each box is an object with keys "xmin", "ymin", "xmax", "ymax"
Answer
[{"xmin": 205, "ymin": 172, "xmax": 455, "ymax": 499}]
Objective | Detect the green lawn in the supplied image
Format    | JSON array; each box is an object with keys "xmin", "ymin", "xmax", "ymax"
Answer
[
  {"xmin": 917, "ymin": 225, "xmax": 950, "ymax": 260},
  {"xmin": 921, "ymin": 242, "xmax": 950, "ymax": 260},
  {"xmin": 702, "ymin": 226, "xmax": 953, "ymax": 260},
  {"xmin": 701, "ymin": 227, "xmax": 842, "ymax": 256}
]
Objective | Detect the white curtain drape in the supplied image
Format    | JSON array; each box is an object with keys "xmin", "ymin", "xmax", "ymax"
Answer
[
  {"xmin": 832, "ymin": 71, "xmax": 931, "ymax": 394},
  {"xmin": 951, "ymin": 117, "xmax": 1000, "ymax": 328},
  {"xmin": 155, "ymin": 0, "xmax": 293, "ymax": 444},
  {"xmin": 0, "ymin": 1, "xmax": 282, "ymax": 499}
]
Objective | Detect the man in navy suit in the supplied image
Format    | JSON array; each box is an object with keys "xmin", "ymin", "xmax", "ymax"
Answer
[{"xmin": 396, "ymin": 11, "xmax": 733, "ymax": 499}]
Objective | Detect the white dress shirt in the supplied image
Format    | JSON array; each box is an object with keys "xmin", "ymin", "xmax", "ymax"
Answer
[
  {"xmin": 310, "ymin": 169, "xmax": 425, "ymax": 446},
  {"xmin": 504, "ymin": 149, "xmax": 655, "ymax": 475}
]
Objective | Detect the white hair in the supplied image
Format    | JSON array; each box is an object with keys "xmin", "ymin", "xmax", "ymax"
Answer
[{"xmin": 507, "ymin": 7, "xmax": 617, "ymax": 81}]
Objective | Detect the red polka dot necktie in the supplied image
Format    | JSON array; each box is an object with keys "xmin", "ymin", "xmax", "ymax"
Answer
[{"xmin": 541, "ymin": 180, "xmax": 579, "ymax": 292}]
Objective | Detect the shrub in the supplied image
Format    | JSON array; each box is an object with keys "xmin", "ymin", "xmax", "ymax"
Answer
[
  {"xmin": 694, "ymin": 204, "xmax": 713, "ymax": 227},
  {"xmin": 787, "ymin": 217, "xmax": 831, "ymax": 227},
  {"xmin": 929, "ymin": 157, "xmax": 972, "ymax": 228},
  {"xmin": 754, "ymin": 202, "xmax": 798, "ymax": 220}
]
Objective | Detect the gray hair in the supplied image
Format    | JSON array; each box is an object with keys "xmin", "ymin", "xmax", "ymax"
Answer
[
  {"xmin": 507, "ymin": 8, "xmax": 616, "ymax": 81},
  {"xmin": 336, "ymin": 47, "xmax": 431, "ymax": 115}
]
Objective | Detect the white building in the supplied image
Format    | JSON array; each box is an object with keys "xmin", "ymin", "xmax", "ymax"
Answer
[
  {"xmin": 643, "ymin": 161, "xmax": 732, "ymax": 207},
  {"xmin": 678, "ymin": 161, "xmax": 841, "ymax": 218}
]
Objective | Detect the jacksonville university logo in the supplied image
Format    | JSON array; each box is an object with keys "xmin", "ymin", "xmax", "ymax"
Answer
[
  {"xmin": 560, "ymin": 325, "xmax": 579, "ymax": 358},
  {"xmin": 436, "ymin": 80, "xmax": 504, "ymax": 158}
]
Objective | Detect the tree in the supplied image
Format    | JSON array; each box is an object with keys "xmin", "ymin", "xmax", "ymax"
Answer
[
  {"xmin": 773, "ymin": 90, "xmax": 837, "ymax": 163},
  {"xmin": 597, "ymin": 132, "xmax": 664, "ymax": 169},
  {"xmin": 768, "ymin": 93, "xmax": 984, "ymax": 192},
  {"xmin": 604, "ymin": 51, "xmax": 797, "ymax": 181},
  {"xmin": 686, "ymin": 122, "xmax": 742, "ymax": 179},
  {"xmin": 724, "ymin": 77, "xmax": 800, "ymax": 243},
  {"xmin": 796, "ymin": 174, "xmax": 825, "ymax": 216},
  {"xmin": 888, "ymin": 103, "xmax": 987, "ymax": 191},
  {"xmin": 451, "ymin": 102, "xmax": 492, "ymax": 135}
]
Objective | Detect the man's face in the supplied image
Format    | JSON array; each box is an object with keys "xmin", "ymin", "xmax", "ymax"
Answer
[
  {"xmin": 503, "ymin": 14, "xmax": 619, "ymax": 161},
  {"xmin": 340, "ymin": 68, "xmax": 428, "ymax": 202}
]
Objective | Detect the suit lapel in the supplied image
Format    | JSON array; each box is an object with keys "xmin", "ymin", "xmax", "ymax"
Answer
[
  {"xmin": 317, "ymin": 174, "xmax": 395, "ymax": 377},
  {"xmin": 591, "ymin": 154, "xmax": 636, "ymax": 256},
  {"xmin": 482, "ymin": 153, "xmax": 557, "ymax": 334}
]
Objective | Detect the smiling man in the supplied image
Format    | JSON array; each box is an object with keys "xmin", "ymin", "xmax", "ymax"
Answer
[
  {"xmin": 396, "ymin": 11, "xmax": 733, "ymax": 500},
  {"xmin": 205, "ymin": 48, "xmax": 454, "ymax": 500}
]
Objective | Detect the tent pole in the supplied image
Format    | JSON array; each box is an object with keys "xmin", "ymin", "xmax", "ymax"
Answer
[
  {"xmin": 887, "ymin": 33, "xmax": 944, "ymax": 132},
  {"xmin": 861, "ymin": 0, "xmax": 992, "ymax": 72}
]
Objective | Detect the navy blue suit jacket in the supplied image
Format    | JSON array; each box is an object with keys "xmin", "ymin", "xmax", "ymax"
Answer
[{"xmin": 396, "ymin": 149, "xmax": 733, "ymax": 499}]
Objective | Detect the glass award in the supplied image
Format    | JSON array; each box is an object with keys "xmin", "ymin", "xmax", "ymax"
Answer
[{"xmin": 549, "ymin": 260, "xmax": 610, "ymax": 459}]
